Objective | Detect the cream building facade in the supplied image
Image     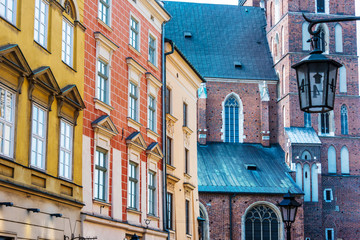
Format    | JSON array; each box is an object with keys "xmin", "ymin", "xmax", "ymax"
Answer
[{"xmin": 165, "ymin": 41, "xmax": 204, "ymax": 240}]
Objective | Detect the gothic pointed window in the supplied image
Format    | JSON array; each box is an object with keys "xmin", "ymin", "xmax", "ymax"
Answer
[
  {"xmin": 341, "ymin": 105, "xmax": 348, "ymax": 135},
  {"xmin": 224, "ymin": 95, "xmax": 239, "ymax": 143},
  {"xmin": 320, "ymin": 112, "xmax": 330, "ymax": 134},
  {"xmin": 245, "ymin": 205, "xmax": 279, "ymax": 240}
]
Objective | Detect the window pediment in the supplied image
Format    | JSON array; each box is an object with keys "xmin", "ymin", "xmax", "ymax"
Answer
[
  {"xmin": 0, "ymin": 44, "xmax": 32, "ymax": 76},
  {"xmin": 146, "ymin": 72, "xmax": 162, "ymax": 89},
  {"xmin": 126, "ymin": 57, "xmax": 146, "ymax": 75},
  {"xmin": 126, "ymin": 131, "xmax": 147, "ymax": 152},
  {"xmin": 57, "ymin": 85, "xmax": 85, "ymax": 125},
  {"xmin": 146, "ymin": 142, "xmax": 163, "ymax": 161},
  {"xmin": 92, "ymin": 115, "xmax": 119, "ymax": 139}
]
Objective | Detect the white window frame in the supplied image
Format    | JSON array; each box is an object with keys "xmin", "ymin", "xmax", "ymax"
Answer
[
  {"xmin": 0, "ymin": 0, "xmax": 16, "ymax": 25},
  {"xmin": 62, "ymin": 18, "xmax": 74, "ymax": 67},
  {"xmin": 324, "ymin": 188, "xmax": 333, "ymax": 202},
  {"xmin": 30, "ymin": 103, "xmax": 47, "ymax": 170},
  {"xmin": 59, "ymin": 119, "xmax": 73, "ymax": 180},
  {"xmin": 34, "ymin": 0, "xmax": 49, "ymax": 48},
  {"xmin": 129, "ymin": 15, "xmax": 140, "ymax": 51},
  {"xmin": 94, "ymin": 148, "xmax": 107, "ymax": 201},
  {"xmin": 0, "ymin": 86, "xmax": 15, "ymax": 159},
  {"xmin": 128, "ymin": 81, "xmax": 138, "ymax": 121},
  {"xmin": 325, "ymin": 228, "xmax": 334, "ymax": 240},
  {"xmin": 148, "ymin": 170, "xmax": 156, "ymax": 216},
  {"xmin": 315, "ymin": 0, "xmax": 329, "ymax": 14},
  {"xmin": 128, "ymin": 161, "xmax": 138, "ymax": 209},
  {"xmin": 148, "ymin": 33, "xmax": 157, "ymax": 66},
  {"xmin": 96, "ymin": 59, "xmax": 109, "ymax": 104},
  {"xmin": 148, "ymin": 95, "xmax": 156, "ymax": 132},
  {"xmin": 98, "ymin": 0, "xmax": 111, "ymax": 26},
  {"xmin": 318, "ymin": 111, "xmax": 334, "ymax": 136}
]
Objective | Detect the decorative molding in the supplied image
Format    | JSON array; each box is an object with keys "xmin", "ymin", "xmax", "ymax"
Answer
[
  {"xmin": 126, "ymin": 132, "xmax": 147, "ymax": 153},
  {"xmin": 127, "ymin": 117, "xmax": 143, "ymax": 131},
  {"xmin": 94, "ymin": 98, "xmax": 114, "ymax": 115}
]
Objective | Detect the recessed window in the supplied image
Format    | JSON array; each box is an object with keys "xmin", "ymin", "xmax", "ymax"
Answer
[
  {"xmin": 166, "ymin": 137, "xmax": 172, "ymax": 165},
  {"xmin": 317, "ymin": 0, "xmax": 325, "ymax": 13},
  {"xmin": 0, "ymin": 87, "xmax": 14, "ymax": 158},
  {"xmin": 185, "ymin": 148, "xmax": 189, "ymax": 174},
  {"xmin": 59, "ymin": 120, "xmax": 73, "ymax": 179},
  {"xmin": 129, "ymin": 82, "xmax": 138, "ymax": 121},
  {"xmin": 335, "ymin": 24, "xmax": 343, "ymax": 52},
  {"xmin": 341, "ymin": 105, "xmax": 348, "ymax": 135},
  {"xmin": 320, "ymin": 112, "xmax": 330, "ymax": 134},
  {"xmin": 98, "ymin": 0, "xmax": 110, "ymax": 25},
  {"xmin": 148, "ymin": 95, "xmax": 156, "ymax": 131},
  {"xmin": 62, "ymin": 18, "xmax": 74, "ymax": 67},
  {"xmin": 224, "ymin": 95, "xmax": 240, "ymax": 143},
  {"xmin": 94, "ymin": 149, "xmax": 107, "ymax": 201},
  {"xmin": 245, "ymin": 205, "xmax": 279, "ymax": 240},
  {"xmin": 128, "ymin": 162, "xmax": 138, "ymax": 209},
  {"xmin": 31, "ymin": 104, "xmax": 47, "ymax": 170},
  {"xmin": 324, "ymin": 189, "xmax": 333, "ymax": 202},
  {"xmin": 185, "ymin": 200, "xmax": 190, "ymax": 235},
  {"xmin": 325, "ymin": 228, "xmax": 334, "ymax": 240},
  {"xmin": 165, "ymin": 87, "xmax": 171, "ymax": 114},
  {"xmin": 148, "ymin": 171, "xmax": 156, "ymax": 215},
  {"xmin": 301, "ymin": 151, "xmax": 312, "ymax": 160},
  {"xmin": 304, "ymin": 112, "xmax": 311, "ymax": 127},
  {"xmin": 130, "ymin": 17, "xmax": 139, "ymax": 50},
  {"xmin": 183, "ymin": 102, "xmax": 188, "ymax": 127},
  {"xmin": 97, "ymin": 60, "xmax": 109, "ymax": 104},
  {"xmin": 167, "ymin": 193, "xmax": 173, "ymax": 230},
  {"xmin": 148, "ymin": 35, "xmax": 156, "ymax": 65},
  {"xmin": 34, "ymin": 0, "xmax": 49, "ymax": 48},
  {"xmin": 0, "ymin": 0, "xmax": 16, "ymax": 24}
]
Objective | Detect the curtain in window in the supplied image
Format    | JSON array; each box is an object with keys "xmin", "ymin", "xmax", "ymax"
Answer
[{"xmin": 224, "ymin": 96, "xmax": 239, "ymax": 143}]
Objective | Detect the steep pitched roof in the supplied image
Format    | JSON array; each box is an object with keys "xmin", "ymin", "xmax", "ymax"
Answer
[
  {"xmin": 285, "ymin": 127, "xmax": 321, "ymax": 145},
  {"xmin": 197, "ymin": 142, "xmax": 302, "ymax": 194},
  {"xmin": 163, "ymin": 1, "xmax": 277, "ymax": 80}
]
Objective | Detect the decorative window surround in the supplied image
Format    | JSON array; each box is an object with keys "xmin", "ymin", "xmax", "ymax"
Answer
[
  {"xmin": 56, "ymin": 85, "xmax": 85, "ymax": 126},
  {"xmin": 126, "ymin": 131, "xmax": 147, "ymax": 154},
  {"xmin": 324, "ymin": 188, "xmax": 333, "ymax": 202},
  {"xmin": 93, "ymin": 98, "xmax": 114, "ymax": 115},
  {"xmin": 146, "ymin": 72, "xmax": 161, "ymax": 138},
  {"xmin": 166, "ymin": 113, "xmax": 178, "ymax": 139},
  {"xmin": 147, "ymin": 128, "xmax": 160, "ymax": 141},
  {"xmin": 34, "ymin": 0, "xmax": 49, "ymax": 48},
  {"xmin": 92, "ymin": 115, "xmax": 118, "ymax": 151}
]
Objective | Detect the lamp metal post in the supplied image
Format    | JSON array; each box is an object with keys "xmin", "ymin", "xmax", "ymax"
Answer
[
  {"xmin": 278, "ymin": 191, "xmax": 301, "ymax": 240},
  {"xmin": 292, "ymin": 14, "xmax": 360, "ymax": 113}
]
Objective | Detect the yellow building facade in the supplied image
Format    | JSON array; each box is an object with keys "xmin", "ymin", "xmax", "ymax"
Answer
[
  {"xmin": 165, "ymin": 41, "xmax": 204, "ymax": 240},
  {"xmin": 0, "ymin": 0, "xmax": 85, "ymax": 239}
]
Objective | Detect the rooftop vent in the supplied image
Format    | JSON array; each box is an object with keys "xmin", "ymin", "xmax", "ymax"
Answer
[
  {"xmin": 184, "ymin": 31, "xmax": 192, "ymax": 38},
  {"xmin": 234, "ymin": 61, "xmax": 242, "ymax": 68},
  {"xmin": 245, "ymin": 164, "xmax": 257, "ymax": 170}
]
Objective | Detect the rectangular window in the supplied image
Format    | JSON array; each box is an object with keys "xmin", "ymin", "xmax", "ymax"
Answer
[
  {"xmin": 324, "ymin": 189, "xmax": 333, "ymax": 202},
  {"xmin": 0, "ymin": 87, "xmax": 14, "ymax": 158},
  {"xmin": 185, "ymin": 148, "xmax": 189, "ymax": 174},
  {"xmin": 31, "ymin": 104, "xmax": 47, "ymax": 169},
  {"xmin": 325, "ymin": 228, "xmax": 334, "ymax": 240},
  {"xmin": 166, "ymin": 137, "xmax": 172, "ymax": 165},
  {"xmin": 98, "ymin": 0, "xmax": 110, "ymax": 25},
  {"xmin": 128, "ymin": 162, "xmax": 137, "ymax": 209},
  {"xmin": 148, "ymin": 95, "xmax": 156, "ymax": 131},
  {"xmin": 94, "ymin": 149, "xmax": 107, "ymax": 201},
  {"xmin": 130, "ymin": 17, "xmax": 139, "ymax": 50},
  {"xmin": 148, "ymin": 171, "xmax": 156, "ymax": 215},
  {"xmin": 185, "ymin": 199, "xmax": 190, "ymax": 235},
  {"xmin": 167, "ymin": 193, "xmax": 173, "ymax": 230},
  {"xmin": 97, "ymin": 60, "xmax": 109, "ymax": 103},
  {"xmin": 165, "ymin": 87, "xmax": 171, "ymax": 114},
  {"xmin": 317, "ymin": 0, "xmax": 325, "ymax": 13},
  {"xmin": 183, "ymin": 102, "xmax": 187, "ymax": 127},
  {"xmin": 59, "ymin": 120, "xmax": 73, "ymax": 179},
  {"xmin": 129, "ymin": 82, "xmax": 138, "ymax": 121},
  {"xmin": 62, "ymin": 18, "xmax": 74, "ymax": 67},
  {"xmin": 148, "ymin": 35, "xmax": 156, "ymax": 65},
  {"xmin": 320, "ymin": 112, "xmax": 329, "ymax": 134},
  {"xmin": 0, "ymin": 0, "xmax": 16, "ymax": 24},
  {"xmin": 34, "ymin": 0, "xmax": 48, "ymax": 48}
]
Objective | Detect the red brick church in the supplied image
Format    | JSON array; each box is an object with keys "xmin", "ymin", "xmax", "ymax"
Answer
[{"xmin": 163, "ymin": 0, "xmax": 360, "ymax": 239}]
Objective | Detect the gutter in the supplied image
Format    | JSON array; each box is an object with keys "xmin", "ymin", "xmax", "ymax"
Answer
[{"xmin": 162, "ymin": 23, "xmax": 174, "ymax": 240}]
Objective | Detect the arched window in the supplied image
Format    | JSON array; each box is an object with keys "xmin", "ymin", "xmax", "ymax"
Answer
[
  {"xmin": 311, "ymin": 164, "xmax": 318, "ymax": 202},
  {"xmin": 270, "ymin": 2, "xmax": 273, "ymax": 27},
  {"xmin": 341, "ymin": 146, "xmax": 349, "ymax": 174},
  {"xmin": 276, "ymin": 72, "xmax": 280, "ymax": 98},
  {"xmin": 245, "ymin": 205, "xmax": 279, "ymax": 240},
  {"xmin": 301, "ymin": 150, "xmax": 312, "ymax": 160},
  {"xmin": 339, "ymin": 66, "xmax": 347, "ymax": 93},
  {"xmin": 260, "ymin": 0, "xmax": 265, "ymax": 9},
  {"xmin": 303, "ymin": 164, "xmax": 310, "ymax": 202},
  {"xmin": 302, "ymin": 22, "xmax": 311, "ymax": 51},
  {"xmin": 296, "ymin": 163, "xmax": 303, "ymax": 189},
  {"xmin": 64, "ymin": 0, "xmax": 76, "ymax": 20},
  {"xmin": 341, "ymin": 105, "xmax": 348, "ymax": 135},
  {"xmin": 328, "ymin": 146, "xmax": 336, "ymax": 174},
  {"xmin": 271, "ymin": 37, "xmax": 274, "ymax": 58},
  {"xmin": 274, "ymin": 0, "xmax": 280, "ymax": 23},
  {"xmin": 62, "ymin": 0, "xmax": 77, "ymax": 67},
  {"xmin": 335, "ymin": 24, "xmax": 343, "ymax": 52},
  {"xmin": 275, "ymin": 33, "xmax": 280, "ymax": 60},
  {"xmin": 304, "ymin": 112, "xmax": 311, "ymax": 127},
  {"xmin": 198, "ymin": 203, "xmax": 209, "ymax": 240},
  {"xmin": 282, "ymin": 105, "xmax": 286, "ymax": 128},
  {"xmin": 223, "ymin": 94, "xmax": 243, "ymax": 143},
  {"xmin": 282, "ymin": 65, "xmax": 286, "ymax": 95},
  {"xmin": 281, "ymin": 26, "xmax": 285, "ymax": 55}
]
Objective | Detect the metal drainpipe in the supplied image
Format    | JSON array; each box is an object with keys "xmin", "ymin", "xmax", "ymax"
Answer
[{"xmin": 162, "ymin": 23, "xmax": 174, "ymax": 240}]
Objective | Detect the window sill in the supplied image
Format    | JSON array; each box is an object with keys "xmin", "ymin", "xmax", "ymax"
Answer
[
  {"xmin": 93, "ymin": 199, "xmax": 112, "ymax": 207},
  {"xmin": 127, "ymin": 208, "xmax": 141, "ymax": 215},
  {"xmin": 183, "ymin": 126, "xmax": 193, "ymax": 135},
  {"xmin": 97, "ymin": 18, "xmax": 113, "ymax": 32},
  {"xmin": 127, "ymin": 117, "xmax": 142, "ymax": 131},
  {"xmin": 30, "ymin": 165, "xmax": 46, "ymax": 173},
  {"xmin": 147, "ymin": 128, "xmax": 160, "ymax": 141},
  {"xmin": 34, "ymin": 41, "xmax": 51, "ymax": 54},
  {"xmin": 0, "ymin": 16, "xmax": 20, "ymax": 31},
  {"xmin": 318, "ymin": 133, "xmax": 335, "ymax": 137},
  {"xmin": 62, "ymin": 61, "xmax": 77, "ymax": 72},
  {"xmin": 94, "ymin": 98, "xmax": 114, "ymax": 115},
  {"xmin": 128, "ymin": 44, "xmax": 141, "ymax": 56},
  {"xmin": 184, "ymin": 172, "xmax": 192, "ymax": 179},
  {"xmin": 147, "ymin": 214, "xmax": 160, "ymax": 220},
  {"xmin": 166, "ymin": 113, "xmax": 178, "ymax": 123},
  {"xmin": 166, "ymin": 163, "xmax": 176, "ymax": 171},
  {"xmin": 147, "ymin": 60, "xmax": 159, "ymax": 72}
]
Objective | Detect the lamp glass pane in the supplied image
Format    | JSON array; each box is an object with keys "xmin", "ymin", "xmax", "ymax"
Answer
[
  {"xmin": 309, "ymin": 62, "xmax": 328, "ymax": 112},
  {"xmin": 289, "ymin": 207, "xmax": 297, "ymax": 222},
  {"xmin": 297, "ymin": 64, "xmax": 310, "ymax": 110},
  {"xmin": 327, "ymin": 63, "xmax": 338, "ymax": 108}
]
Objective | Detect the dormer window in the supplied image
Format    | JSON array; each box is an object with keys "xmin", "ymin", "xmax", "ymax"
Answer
[{"xmin": 184, "ymin": 31, "xmax": 192, "ymax": 38}]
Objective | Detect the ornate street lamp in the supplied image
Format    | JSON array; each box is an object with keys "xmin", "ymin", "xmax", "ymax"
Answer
[
  {"xmin": 278, "ymin": 191, "xmax": 301, "ymax": 240},
  {"xmin": 130, "ymin": 234, "xmax": 140, "ymax": 240},
  {"xmin": 292, "ymin": 14, "xmax": 360, "ymax": 113}
]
